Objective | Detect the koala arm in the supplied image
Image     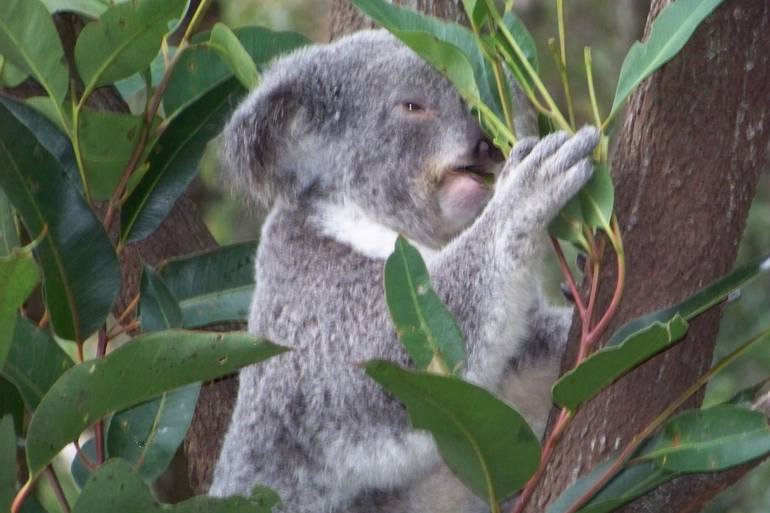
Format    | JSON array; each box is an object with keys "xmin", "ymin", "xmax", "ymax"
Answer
[{"xmin": 426, "ymin": 128, "xmax": 597, "ymax": 390}]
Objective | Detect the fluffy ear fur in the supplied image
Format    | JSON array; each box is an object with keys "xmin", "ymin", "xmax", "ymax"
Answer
[{"xmin": 220, "ymin": 78, "xmax": 302, "ymax": 209}]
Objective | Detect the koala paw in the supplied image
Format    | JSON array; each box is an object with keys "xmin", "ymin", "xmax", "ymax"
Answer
[{"xmin": 499, "ymin": 126, "xmax": 599, "ymax": 224}]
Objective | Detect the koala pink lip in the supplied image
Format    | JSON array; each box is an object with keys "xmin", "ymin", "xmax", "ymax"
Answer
[{"xmin": 448, "ymin": 166, "xmax": 495, "ymax": 187}]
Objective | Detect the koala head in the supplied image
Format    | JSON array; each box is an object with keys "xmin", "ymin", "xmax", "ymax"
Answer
[{"xmin": 221, "ymin": 29, "xmax": 502, "ymax": 248}]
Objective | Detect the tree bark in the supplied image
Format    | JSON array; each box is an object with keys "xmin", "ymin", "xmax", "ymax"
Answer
[{"xmin": 526, "ymin": 1, "xmax": 770, "ymax": 512}]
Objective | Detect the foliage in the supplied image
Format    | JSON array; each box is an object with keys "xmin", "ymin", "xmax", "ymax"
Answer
[{"xmin": 0, "ymin": 0, "xmax": 768, "ymax": 512}]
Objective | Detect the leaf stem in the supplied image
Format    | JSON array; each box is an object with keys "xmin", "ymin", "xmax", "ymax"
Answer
[
  {"xmin": 562, "ymin": 326, "xmax": 770, "ymax": 513},
  {"xmin": 511, "ymin": 408, "xmax": 572, "ymax": 513},
  {"xmin": 484, "ymin": 0, "xmax": 571, "ymax": 132},
  {"xmin": 551, "ymin": 236, "xmax": 586, "ymax": 318},
  {"xmin": 584, "ymin": 47, "xmax": 603, "ymax": 133},
  {"xmin": 10, "ymin": 479, "xmax": 33, "ymax": 513},
  {"xmin": 103, "ymin": 0, "xmax": 213, "ymax": 231},
  {"xmin": 586, "ymin": 217, "xmax": 625, "ymax": 346},
  {"xmin": 555, "ymin": 0, "xmax": 575, "ymax": 129}
]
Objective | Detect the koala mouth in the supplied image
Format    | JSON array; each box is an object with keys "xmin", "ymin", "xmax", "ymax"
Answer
[{"xmin": 454, "ymin": 165, "xmax": 496, "ymax": 186}]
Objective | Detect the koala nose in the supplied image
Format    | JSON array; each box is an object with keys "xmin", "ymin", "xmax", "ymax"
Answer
[{"xmin": 475, "ymin": 138, "xmax": 504, "ymax": 163}]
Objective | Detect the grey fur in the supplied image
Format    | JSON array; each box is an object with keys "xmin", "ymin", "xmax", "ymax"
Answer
[{"xmin": 210, "ymin": 29, "xmax": 598, "ymax": 513}]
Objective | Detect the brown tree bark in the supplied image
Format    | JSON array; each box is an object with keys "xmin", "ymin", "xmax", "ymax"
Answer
[{"xmin": 526, "ymin": 1, "xmax": 770, "ymax": 512}]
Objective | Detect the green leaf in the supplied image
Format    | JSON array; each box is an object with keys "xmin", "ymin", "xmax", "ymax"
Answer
[
  {"xmin": 40, "ymin": 0, "xmax": 117, "ymax": 18},
  {"xmin": 164, "ymin": 26, "xmax": 309, "ymax": 118},
  {"xmin": 579, "ymin": 163, "xmax": 613, "ymax": 233},
  {"xmin": 107, "ymin": 383, "xmax": 200, "ymax": 482},
  {"xmin": 548, "ymin": 195, "xmax": 588, "ymax": 251},
  {"xmin": 461, "ymin": 0, "xmax": 489, "ymax": 28},
  {"xmin": 639, "ymin": 404, "xmax": 770, "ymax": 471},
  {"xmin": 0, "ymin": 54, "xmax": 28, "ymax": 88},
  {"xmin": 121, "ymin": 77, "xmax": 244, "ymax": 243},
  {"xmin": 74, "ymin": 0, "xmax": 186, "ymax": 89},
  {"xmin": 366, "ymin": 361, "xmax": 540, "ymax": 504},
  {"xmin": 0, "ymin": 244, "xmax": 40, "ymax": 367},
  {"xmin": 547, "ymin": 457, "xmax": 678, "ymax": 513},
  {"xmin": 0, "ymin": 97, "xmax": 121, "ymax": 343},
  {"xmin": 607, "ymin": 253, "xmax": 770, "ymax": 347},
  {"xmin": 0, "ymin": 189, "xmax": 19, "ymax": 258},
  {"xmin": 158, "ymin": 241, "xmax": 258, "ymax": 328},
  {"xmin": 105, "ymin": 265, "xmax": 200, "ymax": 482},
  {"xmin": 25, "ymin": 330, "xmax": 286, "ymax": 477},
  {"xmin": 0, "ymin": 415, "xmax": 15, "ymax": 513},
  {"xmin": 78, "ymin": 109, "xmax": 145, "ymax": 200},
  {"xmin": 0, "ymin": 377, "xmax": 24, "ymax": 434},
  {"xmin": 72, "ymin": 459, "xmax": 280, "ymax": 513},
  {"xmin": 351, "ymin": 0, "xmax": 504, "ymax": 121},
  {"xmin": 208, "ymin": 23, "xmax": 260, "ymax": 91},
  {"xmin": 2, "ymin": 95, "xmax": 78, "ymax": 186},
  {"xmin": 0, "ymin": 0, "xmax": 68, "ymax": 106},
  {"xmin": 553, "ymin": 315, "xmax": 689, "ymax": 411},
  {"xmin": 384, "ymin": 237, "xmax": 464, "ymax": 374},
  {"xmin": 494, "ymin": 11, "xmax": 539, "ymax": 91},
  {"xmin": 2, "ymin": 317, "xmax": 74, "ymax": 409},
  {"xmin": 609, "ymin": 0, "xmax": 726, "ymax": 120},
  {"xmin": 139, "ymin": 265, "xmax": 182, "ymax": 331}
]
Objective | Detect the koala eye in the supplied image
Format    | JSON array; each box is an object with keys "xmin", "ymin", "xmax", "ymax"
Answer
[{"xmin": 400, "ymin": 101, "xmax": 425, "ymax": 113}]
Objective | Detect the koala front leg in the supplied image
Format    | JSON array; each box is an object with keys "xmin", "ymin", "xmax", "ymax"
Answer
[{"xmin": 427, "ymin": 127, "xmax": 598, "ymax": 390}]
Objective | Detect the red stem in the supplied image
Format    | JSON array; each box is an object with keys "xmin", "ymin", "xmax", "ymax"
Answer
[
  {"xmin": 550, "ymin": 236, "xmax": 587, "ymax": 318},
  {"xmin": 10, "ymin": 480, "xmax": 32, "ymax": 513},
  {"xmin": 511, "ymin": 408, "xmax": 572, "ymax": 513},
  {"xmin": 94, "ymin": 327, "xmax": 108, "ymax": 465},
  {"xmin": 74, "ymin": 438, "xmax": 97, "ymax": 471}
]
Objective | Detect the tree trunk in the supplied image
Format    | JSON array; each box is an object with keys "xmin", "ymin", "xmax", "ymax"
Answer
[{"xmin": 526, "ymin": 1, "xmax": 770, "ymax": 512}]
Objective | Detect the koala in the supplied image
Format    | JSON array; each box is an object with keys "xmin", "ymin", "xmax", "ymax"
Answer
[{"xmin": 208, "ymin": 29, "xmax": 599, "ymax": 513}]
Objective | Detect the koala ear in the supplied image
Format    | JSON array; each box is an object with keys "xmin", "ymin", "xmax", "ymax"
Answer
[{"xmin": 219, "ymin": 80, "xmax": 304, "ymax": 209}]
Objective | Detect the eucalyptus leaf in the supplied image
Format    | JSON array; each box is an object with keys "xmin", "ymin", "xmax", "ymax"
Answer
[
  {"xmin": 0, "ymin": 54, "xmax": 28, "ymax": 88},
  {"xmin": 0, "ymin": 245, "xmax": 40, "ymax": 367},
  {"xmin": 553, "ymin": 315, "xmax": 689, "ymax": 411},
  {"xmin": 548, "ymin": 195, "xmax": 588, "ymax": 251},
  {"xmin": 579, "ymin": 163, "xmax": 613, "ymax": 233},
  {"xmin": 0, "ymin": 415, "xmax": 15, "ymax": 513},
  {"xmin": 607, "ymin": 253, "xmax": 770, "ymax": 347},
  {"xmin": 0, "ymin": 377, "xmax": 24, "ymax": 434},
  {"xmin": 139, "ymin": 265, "xmax": 182, "ymax": 332},
  {"xmin": 105, "ymin": 266, "xmax": 200, "ymax": 482},
  {"xmin": 164, "ymin": 26, "xmax": 309, "ymax": 118},
  {"xmin": 74, "ymin": 0, "xmax": 187, "ymax": 89},
  {"xmin": 366, "ymin": 361, "xmax": 540, "ymax": 504},
  {"xmin": 384, "ymin": 236, "xmax": 464, "ymax": 374},
  {"xmin": 208, "ymin": 23, "xmax": 260, "ymax": 91},
  {"xmin": 158, "ymin": 241, "xmax": 258, "ymax": 328},
  {"xmin": 121, "ymin": 77, "xmax": 244, "ymax": 243},
  {"xmin": 547, "ymin": 457, "xmax": 678, "ymax": 513},
  {"xmin": 2, "ymin": 317, "xmax": 74, "ymax": 409},
  {"xmin": 609, "ymin": 0, "xmax": 726, "ymax": 120},
  {"xmin": 0, "ymin": 0, "xmax": 68, "ymax": 106},
  {"xmin": 639, "ymin": 404, "xmax": 770, "ymax": 472},
  {"xmin": 78, "ymin": 109, "xmax": 145, "ymax": 200},
  {"xmin": 1, "ymin": 95, "xmax": 78, "ymax": 185},
  {"xmin": 0, "ymin": 97, "xmax": 120, "ymax": 343},
  {"xmin": 0, "ymin": 189, "xmax": 18, "ymax": 257},
  {"xmin": 25, "ymin": 330, "xmax": 286, "ymax": 476},
  {"xmin": 107, "ymin": 383, "xmax": 200, "ymax": 482},
  {"xmin": 72, "ymin": 459, "xmax": 280, "ymax": 513},
  {"xmin": 41, "ymin": 0, "xmax": 118, "ymax": 18}
]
